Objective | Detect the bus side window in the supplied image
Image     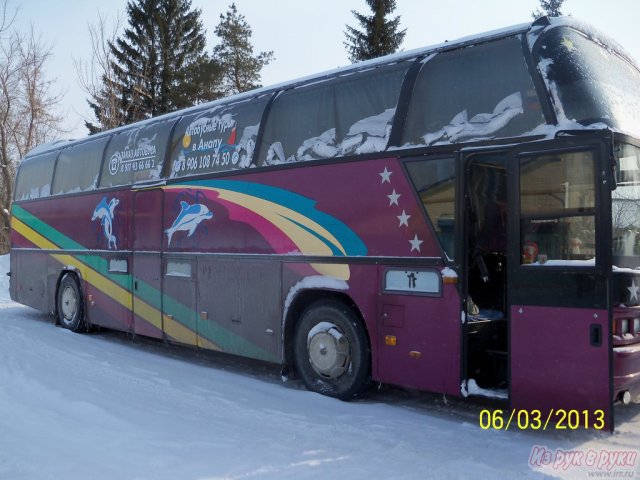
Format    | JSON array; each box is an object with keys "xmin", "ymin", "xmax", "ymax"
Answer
[
  {"xmin": 260, "ymin": 61, "xmax": 409, "ymax": 165},
  {"xmin": 405, "ymin": 157, "xmax": 456, "ymax": 259},
  {"xmin": 519, "ymin": 151, "xmax": 596, "ymax": 266},
  {"xmin": 14, "ymin": 151, "xmax": 58, "ymax": 201},
  {"xmin": 401, "ymin": 35, "xmax": 545, "ymax": 147},
  {"xmin": 52, "ymin": 138, "xmax": 108, "ymax": 195},
  {"xmin": 99, "ymin": 118, "xmax": 175, "ymax": 189},
  {"xmin": 168, "ymin": 96, "xmax": 269, "ymax": 178}
]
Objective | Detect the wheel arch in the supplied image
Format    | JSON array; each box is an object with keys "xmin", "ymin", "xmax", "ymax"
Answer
[{"xmin": 282, "ymin": 287, "xmax": 371, "ymax": 373}]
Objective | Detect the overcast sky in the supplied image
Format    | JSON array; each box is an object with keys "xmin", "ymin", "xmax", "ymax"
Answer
[{"xmin": 11, "ymin": 0, "xmax": 640, "ymax": 139}]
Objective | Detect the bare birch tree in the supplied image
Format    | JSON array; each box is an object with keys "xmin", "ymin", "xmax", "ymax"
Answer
[
  {"xmin": 0, "ymin": 26, "xmax": 64, "ymax": 252},
  {"xmin": 74, "ymin": 11, "xmax": 125, "ymax": 134}
]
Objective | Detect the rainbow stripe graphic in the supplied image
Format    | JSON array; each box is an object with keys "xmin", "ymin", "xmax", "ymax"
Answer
[
  {"xmin": 11, "ymin": 179, "xmax": 367, "ymax": 362},
  {"xmin": 11, "ymin": 204, "xmax": 275, "ymax": 361},
  {"xmin": 165, "ymin": 179, "xmax": 368, "ymax": 280}
]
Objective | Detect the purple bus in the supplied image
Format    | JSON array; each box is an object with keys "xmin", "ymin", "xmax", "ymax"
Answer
[{"xmin": 9, "ymin": 17, "xmax": 640, "ymax": 430}]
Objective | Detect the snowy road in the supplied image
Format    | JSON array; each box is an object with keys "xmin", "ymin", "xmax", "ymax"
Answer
[{"xmin": 1, "ymin": 255, "xmax": 639, "ymax": 479}]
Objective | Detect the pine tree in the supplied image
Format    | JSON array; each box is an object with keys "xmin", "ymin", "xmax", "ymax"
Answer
[
  {"xmin": 344, "ymin": 0, "xmax": 406, "ymax": 63},
  {"xmin": 90, "ymin": 0, "xmax": 208, "ymax": 130},
  {"xmin": 532, "ymin": 0, "xmax": 565, "ymax": 19},
  {"xmin": 212, "ymin": 3, "xmax": 274, "ymax": 96}
]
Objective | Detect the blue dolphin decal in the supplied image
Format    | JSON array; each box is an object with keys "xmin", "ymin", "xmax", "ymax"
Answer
[
  {"xmin": 92, "ymin": 196, "xmax": 119, "ymax": 249},
  {"xmin": 166, "ymin": 201, "xmax": 214, "ymax": 245}
]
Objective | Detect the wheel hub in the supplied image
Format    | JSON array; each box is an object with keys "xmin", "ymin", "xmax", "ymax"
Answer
[
  {"xmin": 61, "ymin": 286, "xmax": 77, "ymax": 322},
  {"xmin": 308, "ymin": 324, "xmax": 350, "ymax": 380}
]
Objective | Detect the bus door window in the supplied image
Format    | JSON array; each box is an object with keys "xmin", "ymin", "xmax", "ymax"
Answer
[{"xmin": 519, "ymin": 151, "xmax": 596, "ymax": 266}]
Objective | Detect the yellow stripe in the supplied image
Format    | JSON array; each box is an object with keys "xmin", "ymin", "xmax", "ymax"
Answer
[
  {"xmin": 14, "ymin": 217, "xmax": 160, "ymax": 333},
  {"xmin": 162, "ymin": 314, "xmax": 221, "ymax": 350},
  {"xmin": 13, "ymin": 218, "xmax": 58, "ymax": 250}
]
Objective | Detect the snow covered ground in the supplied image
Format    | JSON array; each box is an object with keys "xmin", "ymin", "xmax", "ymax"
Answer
[{"xmin": 1, "ymin": 254, "xmax": 639, "ymax": 480}]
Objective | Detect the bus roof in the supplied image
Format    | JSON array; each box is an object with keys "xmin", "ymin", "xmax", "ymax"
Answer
[{"xmin": 22, "ymin": 16, "xmax": 632, "ymax": 162}]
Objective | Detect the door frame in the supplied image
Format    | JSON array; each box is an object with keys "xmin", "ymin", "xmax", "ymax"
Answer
[{"xmin": 458, "ymin": 151, "xmax": 510, "ymax": 396}]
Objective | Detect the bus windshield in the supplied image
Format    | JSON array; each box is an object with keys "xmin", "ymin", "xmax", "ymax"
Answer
[
  {"xmin": 535, "ymin": 26, "xmax": 640, "ymax": 138},
  {"xmin": 613, "ymin": 144, "xmax": 640, "ymax": 268}
]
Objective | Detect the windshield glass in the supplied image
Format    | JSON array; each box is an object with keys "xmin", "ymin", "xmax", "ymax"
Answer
[
  {"xmin": 534, "ymin": 26, "xmax": 640, "ymax": 138},
  {"xmin": 613, "ymin": 144, "xmax": 640, "ymax": 268}
]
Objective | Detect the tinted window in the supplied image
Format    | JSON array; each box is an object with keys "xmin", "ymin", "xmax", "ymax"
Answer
[
  {"xmin": 52, "ymin": 138, "xmax": 108, "ymax": 195},
  {"xmin": 402, "ymin": 36, "xmax": 545, "ymax": 146},
  {"xmin": 100, "ymin": 118, "xmax": 176, "ymax": 188},
  {"xmin": 405, "ymin": 157, "xmax": 456, "ymax": 259},
  {"xmin": 14, "ymin": 151, "xmax": 58, "ymax": 200},
  {"xmin": 261, "ymin": 61, "xmax": 410, "ymax": 164},
  {"xmin": 169, "ymin": 96, "xmax": 268, "ymax": 178}
]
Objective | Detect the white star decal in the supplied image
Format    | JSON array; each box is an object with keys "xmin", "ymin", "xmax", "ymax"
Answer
[
  {"xmin": 387, "ymin": 189, "xmax": 401, "ymax": 206},
  {"xmin": 397, "ymin": 210, "xmax": 411, "ymax": 227},
  {"xmin": 628, "ymin": 280, "xmax": 639, "ymax": 302},
  {"xmin": 409, "ymin": 234, "xmax": 423, "ymax": 252},
  {"xmin": 379, "ymin": 167, "xmax": 392, "ymax": 184}
]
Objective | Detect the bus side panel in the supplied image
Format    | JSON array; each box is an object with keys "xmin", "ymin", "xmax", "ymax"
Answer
[
  {"xmin": 14, "ymin": 192, "xmax": 131, "ymax": 252},
  {"xmin": 11, "ymin": 250, "xmax": 49, "ymax": 313},
  {"xmin": 196, "ymin": 257, "xmax": 280, "ymax": 362},
  {"xmin": 163, "ymin": 257, "xmax": 198, "ymax": 346},
  {"xmin": 163, "ymin": 158, "xmax": 440, "ymax": 259},
  {"xmin": 281, "ymin": 263, "xmax": 462, "ymax": 396},
  {"xmin": 376, "ymin": 269, "xmax": 461, "ymax": 396},
  {"xmin": 83, "ymin": 272, "xmax": 133, "ymax": 333}
]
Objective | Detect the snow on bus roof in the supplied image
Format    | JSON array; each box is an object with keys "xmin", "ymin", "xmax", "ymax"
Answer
[{"xmin": 20, "ymin": 16, "xmax": 625, "ymax": 162}]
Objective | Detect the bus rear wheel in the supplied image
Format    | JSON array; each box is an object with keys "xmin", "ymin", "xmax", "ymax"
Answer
[
  {"xmin": 57, "ymin": 273, "xmax": 85, "ymax": 332},
  {"xmin": 293, "ymin": 300, "xmax": 370, "ymax": 400}
]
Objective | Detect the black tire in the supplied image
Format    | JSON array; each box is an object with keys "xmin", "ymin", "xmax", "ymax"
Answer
[
  {"xmin": 57, "ymin": 273, "xmax": 85, "ymax": 332},
  {"xmin": 293, "ymin": 300, "xmax": 370, "ymax": 400}
]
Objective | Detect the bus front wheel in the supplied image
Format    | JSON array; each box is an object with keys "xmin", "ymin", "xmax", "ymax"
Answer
[
  {"xmin": 293, "ymin": 300, "xmax": 370, "ymax": 400},
  {"xmin": 57, "ymin": 273, "xmax": 85, "ymax": 332}
]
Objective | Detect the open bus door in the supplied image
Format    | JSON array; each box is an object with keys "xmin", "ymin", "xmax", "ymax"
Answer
[
  {"xmin": 461, "ymin": 135, "xmax": 613, "ymax": 430},
  {"xmin": 506, "ymin": 137, "xmax": 613, "ymax": 431}
]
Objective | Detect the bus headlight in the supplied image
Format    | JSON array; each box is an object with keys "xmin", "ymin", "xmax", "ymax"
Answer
[{"xmin": 621, "ymin": 319, "xmax": 629, "ymax": 335}]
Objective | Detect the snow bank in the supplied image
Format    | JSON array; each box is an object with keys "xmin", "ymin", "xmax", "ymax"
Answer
[{"xmin": 0, "ymin": 254, "xmax": 9, "ymax": 303}]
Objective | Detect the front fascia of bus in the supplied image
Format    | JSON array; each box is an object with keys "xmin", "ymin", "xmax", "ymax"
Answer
[
  {"xmin": 610, "ymin": 139, "xmax": 640, "ymax": 403},
  {"xmin": 531, "ymin": 24, "xmax": 640, "ymax": 403}
]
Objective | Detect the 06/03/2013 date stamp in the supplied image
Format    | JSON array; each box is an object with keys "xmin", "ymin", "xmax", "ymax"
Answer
[{"xmin": 479, "ymin": 409, "xmax": 606, "ymax": 431}]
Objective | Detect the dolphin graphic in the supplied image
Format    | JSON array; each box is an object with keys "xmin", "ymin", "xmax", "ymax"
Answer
[
  {"xmin": 92, "ymin": 196, "xmax": 120, "ymax": 250},
  {"xmin": 166, "ymin": 201, "xmax": 214, "ymax": 245}
]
